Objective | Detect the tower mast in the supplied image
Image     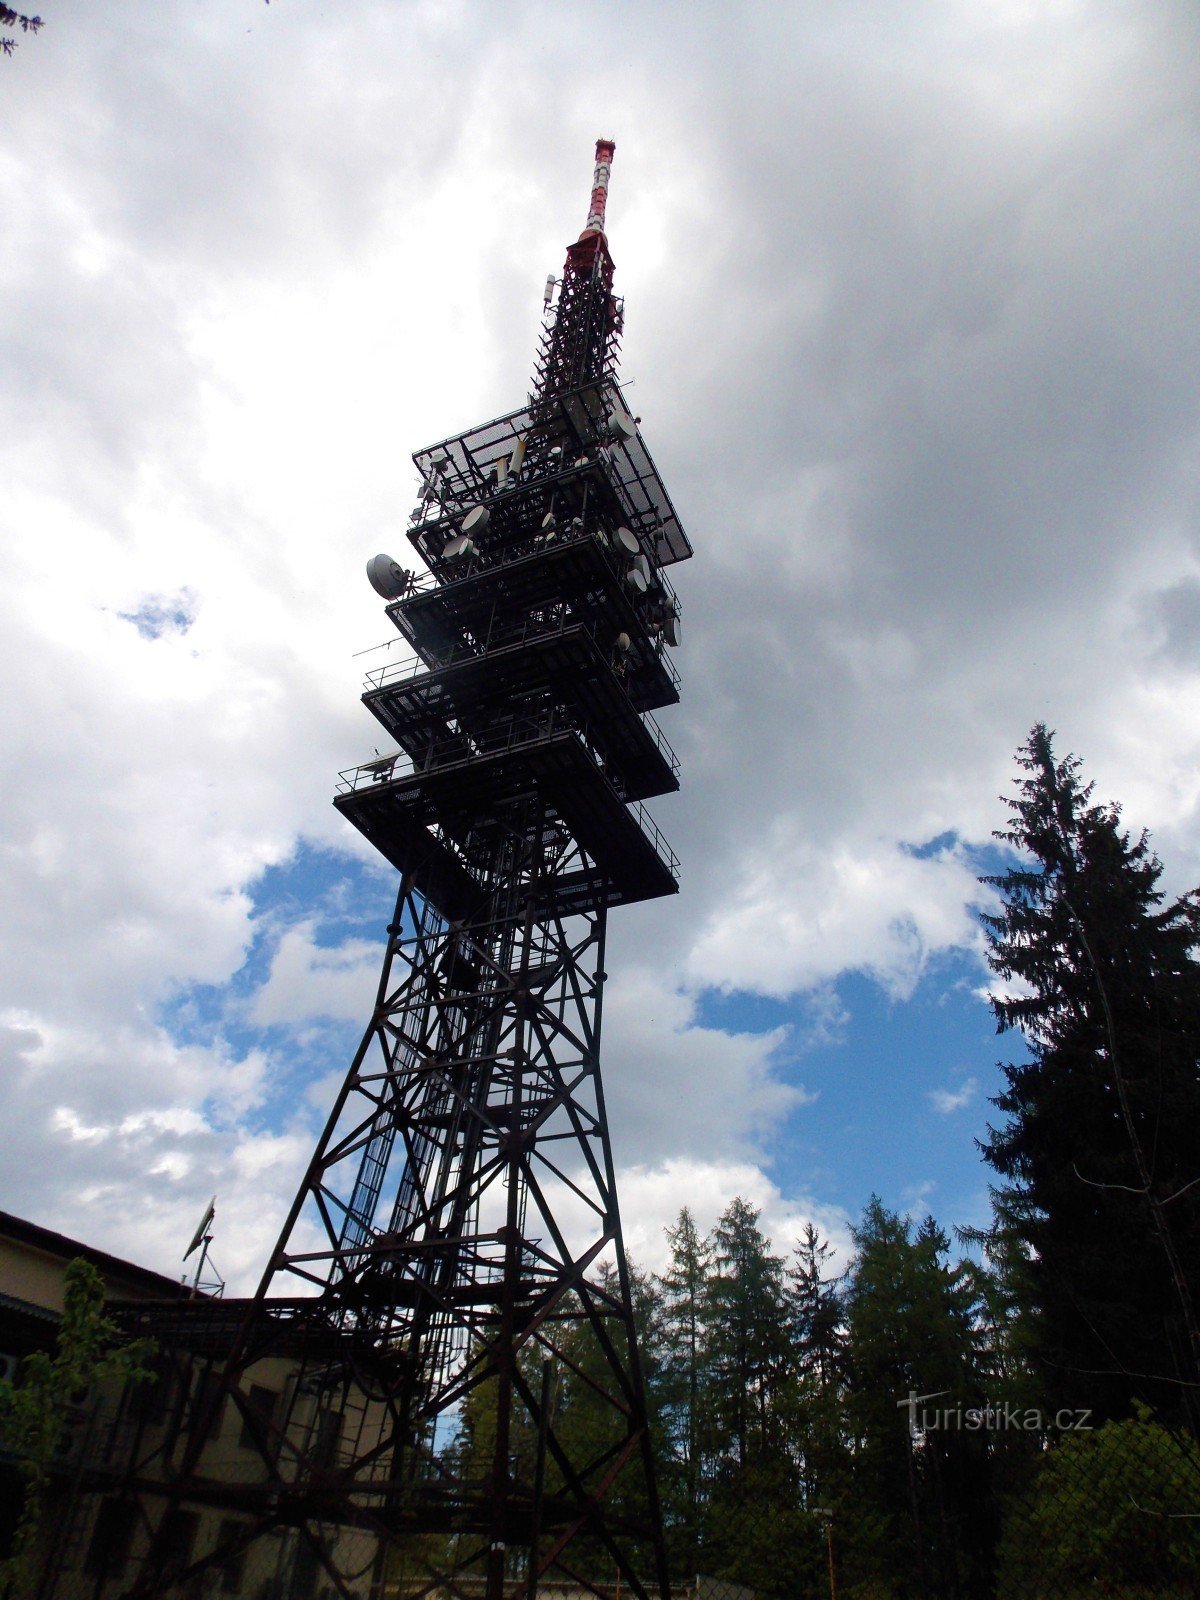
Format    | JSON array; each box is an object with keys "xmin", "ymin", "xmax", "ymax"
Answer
[{"xmin": 117, "ymin": 140, "xmax": 690, "ymax": 1600}]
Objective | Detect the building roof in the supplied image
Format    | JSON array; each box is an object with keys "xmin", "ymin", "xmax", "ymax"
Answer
[{"xmin": 0, "ymin": 1208, "xmax": 187, "ymax": 1302}]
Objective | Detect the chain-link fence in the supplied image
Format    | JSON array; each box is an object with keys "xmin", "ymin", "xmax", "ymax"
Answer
[
  {"xmin": 15, "ymin": 1405, "xmax": 1200, "ymax": 1600},
  {"xmin": 661, "ymin": 1407, "xmax": 1200, "ymax": 1600}
]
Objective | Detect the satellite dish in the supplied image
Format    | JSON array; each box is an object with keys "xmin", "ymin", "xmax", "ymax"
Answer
[
  {"xmin": 366, "ymin": 554, "xmax": 412, "ymax": 600},
  {"xmin": 541, "ymin": 511, "xmax": 557, "ymax": 530},
  {"xmin": 614, "ymin": 526, "xmax": 639, "ymax": 556},
  {"xmin": 625, "ymin": 567, "xmax": 648, "ymax": 594},
  {"xmin": 184, "ymin": 1197, "xmax": 216, "ymax": 1261},
  {"xmin": 569, "ymin": 517, "xmax": 584, "ymax": 534},
  {"xmin": 462, "ymin": 505, "xmax": 490, "ymax": 539},
  {"xmin": 633, "ymin": 553, "xmax": 651, "ymax": 584},
  {"xmin": 606, "ymin": 412, "xmax": 636, "ymax": 443},
  {"xmin": 664, "ymin": 614, "xmax": 681, "ymax": 647},
  {"xmin": 549, "ymin": 445, "xmax": 564, "ymax": 463},
  {"xmin": 443, "ymin": 534, "xmax": 469, "ymax": 559},
  {"xmin": 432, "ymin": 455, "xmax": 451, "ymax": 477},
  {"xmin": 361, "ymin": 750, "xmax": 401, "ymax": 777},
  {"xmin": 615, "ymin": 632, "xmax": 632, "ymax": 653}
]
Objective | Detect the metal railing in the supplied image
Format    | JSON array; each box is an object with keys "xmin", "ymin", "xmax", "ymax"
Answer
[
  {"xmin": 364, "ymin": 610, "xmax": 681, "ymax": 734},
  {"xmin": 334, "ymin": 730, "xmax": 679, "ymax": 876}
]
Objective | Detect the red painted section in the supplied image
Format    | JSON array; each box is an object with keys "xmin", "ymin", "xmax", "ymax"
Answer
[{"xmin": 583, "ymin": 137, "xmax": 617, "ymax": 235}]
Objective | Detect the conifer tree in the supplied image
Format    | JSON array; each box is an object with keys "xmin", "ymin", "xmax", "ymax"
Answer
[
  {"xmin": 980, "ymin": 724, "xmax": 1200, "ymax": 1429},
  {"xmin": 704, "ymin": 1198, "xmax": 791, "ymax": 1468},
  {"xmin": 655, "ymin": 1208, "xmax": 712, "ymax": 1567}
]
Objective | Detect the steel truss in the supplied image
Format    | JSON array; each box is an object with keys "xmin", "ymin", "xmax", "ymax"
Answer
[{"xmin": 105, "ymin": 141, "xmax": 686, "ymax": 1600}]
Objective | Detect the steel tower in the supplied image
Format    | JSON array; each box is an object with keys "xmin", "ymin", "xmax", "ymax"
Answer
[{"xmin": 117, "ymin": 141, "xmax": 690, "ymax": 1600}]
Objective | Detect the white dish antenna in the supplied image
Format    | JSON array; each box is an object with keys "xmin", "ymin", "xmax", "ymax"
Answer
[
  {"xmin": 614, "ymin": 526, "xmax": 639, "ymax": 556},
  {"xmin": 625, "ymin": 566, "xmax": 648, "ymax": 594},
  {"xmin": 606, "ymin": 412, "xmax": 636, "ymax": 444},
  {"xmin": 541, "ymin": 511, "xmax": 557, "ymax": 530},
  {"xmin": 443, "ymin": 534, "xmax": 469, "ymax": 559},
  {"xmin": 361, "ymin": 750, "xmax": 402, "ymax": 777},
  {"xmin": 615, "ymin": 631, "xmax": 632, "ymax": 653},
  {"xmin": 664, "ymin": 613, "xmax": 681, "ymax": 647},
  {"xmin": 633, "ymin": 553, "xmax": 651, "ymax": 584},
  {"xmin": 366, "ymin": 554, "xmax": 413, "ymax": 600},
  {"xmin": 184, "ymin": 1197, "xmax": 216, "ymax": 1261},
  {"xmin": 461, "ymin": 505, "xmax": 490, "ymax": 539}
]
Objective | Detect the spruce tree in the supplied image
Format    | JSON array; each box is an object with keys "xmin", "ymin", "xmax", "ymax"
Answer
[
  {"xmin": 980, "ymin": 724, "xmax": 1200, "ymax": 1429},
  {"xmin": 704, "ymin": 1198, "xmax": 791, "ymax": 1468},
  {"xmin": 655, "ymin": 1208, "xmax": 712, "ymax": 1568}
]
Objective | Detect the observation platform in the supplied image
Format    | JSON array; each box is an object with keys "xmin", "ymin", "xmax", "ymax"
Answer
[
  {"xmin": 407, "ymin": 378, "xmax": 691, "ymax": 574},
  {"xmin": 334, "ymin": 730, "xmax": 679, "ymax": 919},
  {"xmin": 362, "ymin": 623, "xmax": 678, "ymax": 804},
  {"xmin": 388, "ymin": 532, "xmax": 680, "ymax": 715}
]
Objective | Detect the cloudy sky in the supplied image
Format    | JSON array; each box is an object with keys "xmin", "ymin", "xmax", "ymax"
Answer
[{"xmin": 3, "ymin": 0, "xmax": 1200, "ymax": 1292}]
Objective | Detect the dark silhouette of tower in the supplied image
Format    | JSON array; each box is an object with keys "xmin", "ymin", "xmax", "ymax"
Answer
[{"xmin": 110, "ymin": 141, "xmax": 690, "ymax": 1600}]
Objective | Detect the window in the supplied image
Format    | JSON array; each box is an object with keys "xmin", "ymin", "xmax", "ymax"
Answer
[
  {"xmin": 216, "ymin": 1518, "xmax": 250, "ymax": 1595},
  {"xmin": 161, "ymin": 1508, "xmax": 200, "ymax": 1573},
  {"xmin": 83, "ymin": 1499, "xmax": 137, "ymax": 1581},
  {"xmin": 191, "ymin": 1366, "xmax": 226, "ymax": 1442},
  {"xmin": 238, "ymin": 1383, "xmax": 278, "ymax": 1451}
]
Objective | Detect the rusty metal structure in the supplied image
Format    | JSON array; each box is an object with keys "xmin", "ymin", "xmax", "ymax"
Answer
[{"xmin": 96, "ymin": 140, "xmax": 690, "ymax": 1600}]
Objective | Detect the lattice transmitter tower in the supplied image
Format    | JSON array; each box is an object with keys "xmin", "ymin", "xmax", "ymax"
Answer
[{"xmin": 119, "ymin": 141, "xmax": 690, "ymax": 1600}]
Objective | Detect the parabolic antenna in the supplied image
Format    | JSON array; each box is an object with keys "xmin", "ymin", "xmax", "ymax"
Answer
[
  {"xmin": 361, "ymin": 750, "xmax": 402, "ymax": 777},
  {"xmin": 443, "ymin": 534, "xmax": 469, "ymax": 560},
  {"xmin": 461, "ymin": 505, "xmax": 490, "ymax": 538},
  {"xmin": 366, "ymin": 554, "xmax": 412, "ymax": 600},
  {"xmin": 541, "ymin": 511, "xmax": 557, "ymax": 530},
  {"xmin": 633, "ymin": 553, "xmax": 651, "ymax": 584},
  {"xmin": 606, "ymin": 411, "xmax": 636, "ymax": 443},
  {"xmin": 664, "ymin": 613, "xmax": 681, "ymax": 647},
  {"xmin": 625, "ymin": 566, "xmax": 648, "ymax": 594},
  {"xmin": 615, "ymin": 631, "xmax": 632, "ymax": 653},
  {"xmin": 614, "ymin": 526, "xmax": 639, "ymax": 556}
]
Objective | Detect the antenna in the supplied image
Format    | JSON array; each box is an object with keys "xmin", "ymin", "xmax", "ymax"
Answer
[
  {"xmin": 366, "ymin": 553, "xmax": 413, "ymax": 600},
  {"xmin": 583, "ymin": 137, "xmax": 617, "ymax": 236},
  {"xmin": 183, "ymin": 1196, "xmax": 224, "ymax": 1298}
]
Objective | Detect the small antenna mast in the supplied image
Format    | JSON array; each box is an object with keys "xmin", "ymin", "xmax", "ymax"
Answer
[{"xmin": 182, "ymin": 1195, "xmax": 223, "ymax": 1297}]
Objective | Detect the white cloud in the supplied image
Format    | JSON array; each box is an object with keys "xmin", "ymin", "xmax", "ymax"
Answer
[
  {"xmin": 928, "ymin": 1077, "xmax": 979, "ymax": 1116},
  {"xmin": 686, "ymin": 837, "xmax": 987, "ymax": 1001},
  {"xmin": 248, "ymin": 922, "xmax": 380, "ymax": 1028},
  {"xmin": 2, "ymin": 0, "xmax": 1200, "ymax": 1278}
]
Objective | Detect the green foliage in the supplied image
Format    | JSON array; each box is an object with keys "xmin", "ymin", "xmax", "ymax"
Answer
[
  {"xmin": 980, "ymin": 724, "xmax": 1200, "ymax": 1427},
  {"xmin": 704, "ymin": 1197, "xmax": 791, "ymax": 1467},
  {"xmin": 996, "ymin": 1408, "xmax": 1200, "ymax": 1597},
  {"xmin": 0, "ymin": 1259, "xmax": 153, "ymax": 1600}
]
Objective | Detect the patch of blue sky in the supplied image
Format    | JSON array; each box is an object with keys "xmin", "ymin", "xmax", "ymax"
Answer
[
  {"xmin": 117, "ymin": 590, "xmax": 197, "ymax": 639},
  {"xmin": 697, "ymin": 945, "xmax": 1024, "ymax": 1240},
  {"xmin": 161, "ymin": 842, "xmax": 396, "ymax": 1123}
]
